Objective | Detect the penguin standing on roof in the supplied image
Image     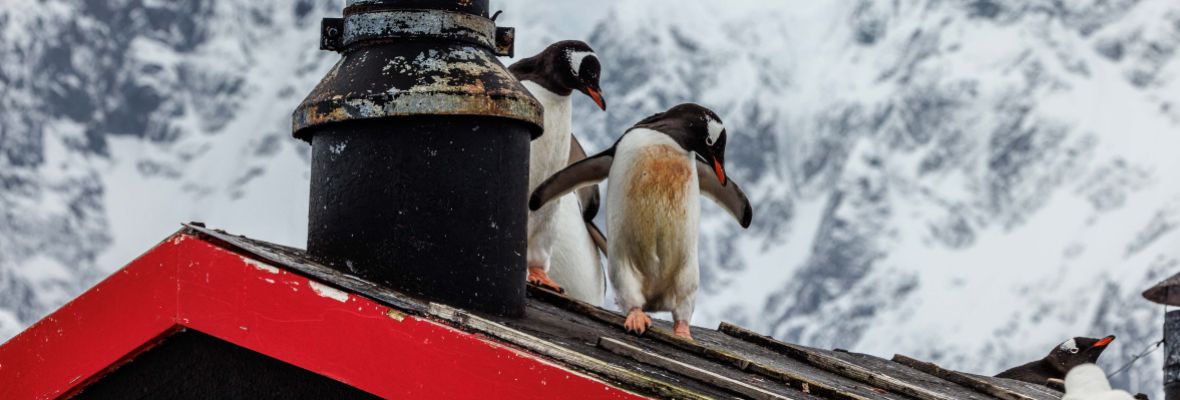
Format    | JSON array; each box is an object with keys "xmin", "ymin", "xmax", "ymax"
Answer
[
  {"xmin": 530, "ymin": 104, "xmax": 754, "ymax": 340},
  {"xmin": 996, "ymin": 335, "xmax": 1116, "ymax": 387},
  {"xmin": 546, "ymin": 135, "xmax": 609, "ymax": 305},
  {"xmin": 508, "ymin": 40, "xmax": 607, "ymax": 294}
]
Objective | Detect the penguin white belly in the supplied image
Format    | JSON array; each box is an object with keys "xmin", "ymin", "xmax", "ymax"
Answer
[
  {"xmin": 606, "ymin": 129, "xmax": 700, "ymax": 318},
  {"xmin": 547, "ymin": 195, "xmax": 605, "ymax": 305},
  {"xmin": 521, "ymin": 80, "xmax": 572, "ymax": 270}
]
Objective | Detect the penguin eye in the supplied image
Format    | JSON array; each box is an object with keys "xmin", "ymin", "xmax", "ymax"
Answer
[
  {"xmin": 1069, "ymin": 348, "xmax": 1079, "ymax": 354},
  {"xmin": 706, "ymin": 136, "xmax": 714, "ymax": 146}
]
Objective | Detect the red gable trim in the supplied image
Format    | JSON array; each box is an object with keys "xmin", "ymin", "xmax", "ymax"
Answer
[{"xmin": 0, "ymin": 233, "xmax": 646, "ymax": 400}]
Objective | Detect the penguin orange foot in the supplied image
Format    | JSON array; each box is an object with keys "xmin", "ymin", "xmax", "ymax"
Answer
[
  {"xmin": 624, "ymin": 307, "xmax": 652, "ymax": 335},
  {"xmin": 527, "ymin": 266, "xmax": 564, "ymax": 293},
  {"xmin": 673, "ymin": 321, "xmax": 693, "ymax": 340}
]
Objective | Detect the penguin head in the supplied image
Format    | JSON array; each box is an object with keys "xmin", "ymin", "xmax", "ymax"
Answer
[
  {"xmin": 632, "ymin": 103, "xmax": 731, "ymax": 185},
  {"xmin": 513, "ymin": 40, "xmax": 606, "ymax": 110},
  {"xmin": 1047, "ymin": 336, "xmax": 1115, "ymax": 372}
]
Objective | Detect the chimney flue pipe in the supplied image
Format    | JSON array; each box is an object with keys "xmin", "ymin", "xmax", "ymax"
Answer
[{"xmin": 292, "ymin": 0, "xmax": 543, "ymax": 317}]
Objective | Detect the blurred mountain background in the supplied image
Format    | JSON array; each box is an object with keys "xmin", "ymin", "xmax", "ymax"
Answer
[{"xmin": 2, "ymin": 0, "xmax": 1178, "ymax": 396}]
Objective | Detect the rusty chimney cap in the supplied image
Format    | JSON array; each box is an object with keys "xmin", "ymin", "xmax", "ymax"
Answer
[
  {"xmin": 344, "ymin": 0, "xmax": 491, "ymax": 17},
  {"xmin": 1143, "ymin": 271, "xmax": 1180, "ymax": 306},
  {"xmin": 292, "ymin": 0, "xmax": 542, "ymax": 140}
]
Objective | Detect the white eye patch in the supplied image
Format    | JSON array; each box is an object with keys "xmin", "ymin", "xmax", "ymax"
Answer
[
  {"xmin": 1060, "ymin": 339, "xmax": 1079, "ymax": 353},
  {"xmin": 568, "ymin": 51, "xmax": 596, "ymax": 77},
  {"xmin": 706, "ymin": 117, "xmax": 724, "ymax": 145}
]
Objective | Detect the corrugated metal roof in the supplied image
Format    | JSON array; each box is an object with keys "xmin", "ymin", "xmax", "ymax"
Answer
[{"xmin": 185, "ymin": 224, "xmax": 1063, "ymax": 400}]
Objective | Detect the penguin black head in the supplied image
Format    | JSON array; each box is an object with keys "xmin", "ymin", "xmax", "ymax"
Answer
[
  {"xmin": 508, "ymin": 40, "xmax": 606, "ymax": 110},
  {"xmin": 631, "ymin": 103, "xmax": 731, "ymax": 185},
  {"xmin": 1046, "ymin": 336, "xmax": 1115, "ymax": 373}
]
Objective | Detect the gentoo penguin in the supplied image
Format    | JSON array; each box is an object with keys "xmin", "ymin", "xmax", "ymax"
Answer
[
  {"xmin": 996, "ymin": 335, "xmax": 1116, "ymax": 387},
  {"xmin": 546, "ymin": 135, "xmax": 608, "ymax": 305},
  {"xmin": 1062, "ymin": 364, "xmax": 1135, "ymax": 400},
  {"xmin": 508, "ymin": 40, "xmax": 606, "ymax": 293},
  {"xmin": 529, "ymin": 103, "xmax": 754, "ymax": 340}
]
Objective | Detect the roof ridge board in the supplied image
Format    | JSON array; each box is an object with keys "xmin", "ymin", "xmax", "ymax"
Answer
[
  {"xmin": 891, "ymin": 355, "xmax": 1054, "ymax": 400},
  {"xmin": 426, "ymin": 302, "xmax": 713, "ymax": 400},
  {"xmin": 718, "ymin": 323, "xmax": 995, "ymax": 400},
  {"xmin": 181, "ymin": 224, "xmax": 429, "ymax": 315},
  {"xmin": 526, "ymin": 286, "xmax": 902, "ymax": 400}
]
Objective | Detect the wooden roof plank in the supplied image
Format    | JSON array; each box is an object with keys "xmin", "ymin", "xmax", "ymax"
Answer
[
  {"xmin": 892, "ymin": 355, "xmax": 1059, "ymax": 400},
  {"xmin": 528, "ymin": 286, "xmax": 908, "ymax": 400},
  {"xmin": 598, "ymin": 337, "xmax": 799, "ymax": 400},
  {"xmin": 719, "ymin": 322, "xmax": 995, "ymax": 400},
  {"xmin": 428, "ymin": 302, "xmax": 713, "ymax": 400}
]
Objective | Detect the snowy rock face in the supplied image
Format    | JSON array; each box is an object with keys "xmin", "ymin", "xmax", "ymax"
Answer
[{"xmin": 2, "ymin": 0, "xmax": 1178, "ymax": 396}]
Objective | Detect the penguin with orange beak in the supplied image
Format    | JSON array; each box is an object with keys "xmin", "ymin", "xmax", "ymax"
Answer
[
  {"xmin": 529, "ymin": 104, "xmax": 753, "ymax": 340},
  {"xmin": 509, "ymin": 40, "xmax": 607, "ymax": 293},
  {"xmin": 996, "ymin": 335, "xmax": 1117, "ymax": 387}
]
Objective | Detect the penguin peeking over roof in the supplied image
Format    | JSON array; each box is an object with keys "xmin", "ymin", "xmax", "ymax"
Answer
[
  {"xmin": 1062, "ymin": 364, "xmax": 1138, "ymax": 400},
  {"xmin": 508, "ymin": 40, "xmax": 607, "ymax": 296},
  {"xmin": 529, "ymin": 103, "xmax": 754, "ymax": 340},
  {"xmin": 995, "ymin": 335, "xmax": 1116, "ymax": 388}
]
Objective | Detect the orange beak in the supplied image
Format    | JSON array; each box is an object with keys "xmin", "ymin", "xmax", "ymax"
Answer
[
  {"xmin": 585, "ymin": 87, "xmax": 606, "ymax": 111},
  {"xmin": 1095, "ymin": 336, "xmax": 1114, "ymax": 347},
  {"xmin": 712, "ymin": 158, "xmax": 727, "ymax": 186}
]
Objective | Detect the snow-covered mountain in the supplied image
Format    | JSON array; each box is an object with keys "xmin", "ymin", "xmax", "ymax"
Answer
[{"xmin": 2, "ymin": 0, "xmax": 1177, "ymax": 396}]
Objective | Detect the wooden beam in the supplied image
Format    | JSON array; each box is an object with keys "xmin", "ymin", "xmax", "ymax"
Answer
[
  {"xmin": 526, "ymin": 286, "xmax": 879, "ymax": 400},
  {"xmin": 597, "ymin": 337, "xmax": 798, "ymax": 400},
  {"xmin": 892, "ymin": 354, "xmax": 1039, "ymax": 400},
  {"xmin": 428, "ymin": 302, "xmax": 710, "ymax": 400},
  {"xmin": 719, "ymin": 322, "xmax": 968, "ymax": 400}
]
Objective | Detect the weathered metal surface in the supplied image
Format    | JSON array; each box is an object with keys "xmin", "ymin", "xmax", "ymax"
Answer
[
  {"xmin": 495, "ymin": 26, "xmax": 515, "ymax": 57},
  {"xmin": 305, "ymin": 119, "xmax": 530, "ymax": 317},
  {"xmin": 294, "ymin": 4, "xmax": 541, "ymax": 138},
  {"xmin": 344, "ymin": 0, "xmax": 490, "ymax": 17},
  {"xmin": 1144, "ymin": 272, "xmax": 1180, "ymax": 306},
  {"xmin": 321, "ymin": 17, "xmax": 344, "ymax": 51},
  {"xmin": 294, "ymin": 42, "xmax": 541, "ymax": 138},
  {"xmin": 342, "ymin": 10, "xmax": 497, "ymax": 50},
  {"xmin": 294, "ymin": 0, "xmax": 541, "ymax": 317}
]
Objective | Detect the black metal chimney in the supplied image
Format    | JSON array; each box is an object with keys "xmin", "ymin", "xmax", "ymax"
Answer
[
  {"xmin": 292, "ymin": 0, "xmax": 543, "ymax": 317},
  {"xmin": 1144, "ymin": 273, "xmax": 1180, "ymax": 399}
]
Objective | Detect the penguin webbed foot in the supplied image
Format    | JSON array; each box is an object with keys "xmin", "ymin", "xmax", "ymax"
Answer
[
  {"xmin": 526, "ymin": 266, "xmax": 564, "ymax": 294},
  {"xmin": 673, "ymin": 320, "xmax": 693, "ymax": 341},
  {"xmin": 624, "ymin": 307, "xmax": 652, "ymax": 335}
]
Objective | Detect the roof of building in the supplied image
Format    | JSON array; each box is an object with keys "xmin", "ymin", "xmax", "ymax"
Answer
[
  {"xmin": 187, "ymin": 224, "xmax": 1063, "ymax": 400},
  {"xmin": 0, "ymin": 223, "xmax": 1066, "ymax": 399}
]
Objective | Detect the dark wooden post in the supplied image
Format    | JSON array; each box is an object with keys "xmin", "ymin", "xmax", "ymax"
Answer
[{"xmin": 1143, "ymin": 273, "xmax": 1180, "ymax": 399}]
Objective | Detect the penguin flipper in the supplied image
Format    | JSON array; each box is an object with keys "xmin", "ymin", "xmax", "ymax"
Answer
[
  {"xmin": 586, "ymin": 220, "xmax": 608, "ymax": 257},
  {"xmin": 530, "ymin": 153, "xmax": 613, "ymax": 211},
  {"xmin": 569, "ymin": 135, "xmax": 601, "ymax": 221},
  {"xmin": 696, "ymin": 160, "xmax": 753, "ymax": 228}
]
